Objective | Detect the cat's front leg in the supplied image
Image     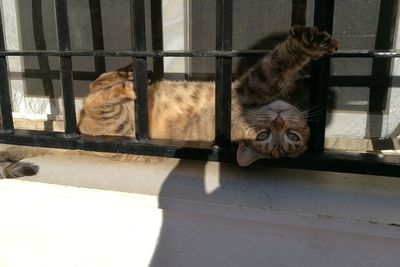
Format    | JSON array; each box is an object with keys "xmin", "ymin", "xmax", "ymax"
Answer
[
  {"xmin": 272, "ymin": 26, "xmax": 339, "ymax": 98},
  {"xmin": 234, "ymin": 26, "xmax": 338, "ymax": 107}
]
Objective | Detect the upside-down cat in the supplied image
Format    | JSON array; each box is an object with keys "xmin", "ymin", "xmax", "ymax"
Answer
[{"xmin": 0, "ymin": 26, "xmax": 338, "ymax": 178}]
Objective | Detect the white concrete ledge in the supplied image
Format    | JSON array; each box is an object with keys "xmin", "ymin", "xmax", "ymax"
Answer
[{"xmin": 1, "ymin": 148, "xmax": 400, "ymax": 266}]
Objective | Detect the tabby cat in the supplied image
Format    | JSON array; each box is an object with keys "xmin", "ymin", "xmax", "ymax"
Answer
[{"xmin": 78, "ymin": 26, "xmax": 338, "ymax": 167}]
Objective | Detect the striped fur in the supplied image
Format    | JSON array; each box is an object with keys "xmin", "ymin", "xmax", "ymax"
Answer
[
  {"xmin": 236, "ymin": 26, "xmax": 339, "ymax": 107},
  {"xmin": 78, "ymin": 70, "xmax": 136, "ymax": 137},
  {"xmin": 0, "ymin": 161, "xmax": 38, "ymax": 179},
  {"xmin": 78, "ymin": 26, "xmax": 338, "ymax": 166}
]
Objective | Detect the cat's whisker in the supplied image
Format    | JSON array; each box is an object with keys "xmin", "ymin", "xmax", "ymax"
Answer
[
  {"xmin": 299, "ymin": 107, "xmax": 326, "ymax": 115},
  {"xmin": 286, "ymin": 116, "xmax": 300, "ymax": 120},
  {"xmin": 238, "ymin": 105, "xmax": 259, "ymax": 113},
  {"xmin": 243, "ymin": 114, "xmax": 274, "ymax": 119},
  {"xmin": 303, "ymin": 109, "xmax": 327, "ymax": 116},
  {"xmin": 306, "ymin": 118, "xmax": 324, "ymax": 122},
  {"xmin": 305, "ymin": 110, "xmax": 326, "ymax": 115},
  {"xmin": 256, "ymin": 115, "xmax": 274, "ymax": 118},
  {"xmin": 305, "ymin": 114, "xmax": 325, "ymax": 118},
  {"xmin": 305, "ymin": 115, "xmax": 326, "ymax": 119},
  {"xmin": 305, "ymin": 112, "xmax": 326, "ymax": 117},
  {"xmin": 303, "ymin": 110, "xmax": 326, "ymax": 116},
  {"xmin": 255, "ymin": 118, "xmax": 271, "ymax": 122}
]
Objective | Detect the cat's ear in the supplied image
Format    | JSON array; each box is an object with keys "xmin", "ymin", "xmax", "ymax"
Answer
[
  {"xmin": 236, "ymin": 141, "xmax": 261, "ymax": 167},
  {"xmin": 290, "ymin": 25, "xmax": 303, "ymax": 38},
  {"xmin": 89, "ymin": 71, "xmax": 117, "ymax": 92},
  {"xmin": 117, "ymin": 63, "xmax": 133, "ymax": 72}
]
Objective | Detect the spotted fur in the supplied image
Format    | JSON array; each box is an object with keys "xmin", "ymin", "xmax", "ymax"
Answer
[{"xmin": 78, "ymin": 26, "xmax": 339, "ymax": 166}]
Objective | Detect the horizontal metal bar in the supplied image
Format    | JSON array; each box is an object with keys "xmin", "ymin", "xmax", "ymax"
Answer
[
  {"xmin": 8, "ymin": 69, "xmax": 400, "ymax": 90},
  {"xmin": 0, "ymin": 129, "xmax": 399, "ymax": 177},
  {"xmin": 1, "ymin": 50, "xmax": 400, "ymax": 58}
]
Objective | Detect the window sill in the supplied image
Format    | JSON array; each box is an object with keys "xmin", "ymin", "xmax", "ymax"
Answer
[
  {"xmin": 0, "ymin": 144, "xmax": 399, "ymax": 234},
  {"xmin": 1, "ymin": 144, "xmax": 400, "ymax": 266}
]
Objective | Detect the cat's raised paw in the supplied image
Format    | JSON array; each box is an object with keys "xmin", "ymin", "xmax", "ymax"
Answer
[{"xmin": 290, "ymin": 25, "xmax": 339, "ymax": 59}]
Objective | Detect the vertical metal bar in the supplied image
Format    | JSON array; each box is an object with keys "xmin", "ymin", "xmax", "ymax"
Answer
[
  {"xmin": 369, "ymin": 0, "xmax": 398, "ymax": 113},
  {"xmin": 32, "ymin": 0, "xmax": 61, "ymax": 124},
  {"xmin": 89, "ymin": 0, "xmax": 106, "ymax": 76},
  {"xmin": 0, "ymin": 8, "xmax": 14, "ymax": 132},
  {"xmin": 151, "ymin": 0, "xmax": 164, "ymax": 81},
  {"xmin": 131, "ymin": 0, "xmax": 149, "ymax": 141},
  {"xmin": 215, "ymin": 0, "xmax": 232, "ymax": 146},
  {"xmin": 309, "ymin": 0, "xmax": 334, "ymax": 153},
  {"xmin": 366, "ymin": 0, "xmax": 398, "ymax": 140},
  {"xmin": 54, "ymin": 0, "xmax": 78, "ymax": 135},
  {"xmin": 291, "ymin": 0, "xmax": 307, "ymax": 26}
]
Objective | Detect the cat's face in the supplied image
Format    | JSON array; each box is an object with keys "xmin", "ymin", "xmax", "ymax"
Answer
[{"xmin": 237, "ymin": 100, "xmax": 310, "ymax": 166}]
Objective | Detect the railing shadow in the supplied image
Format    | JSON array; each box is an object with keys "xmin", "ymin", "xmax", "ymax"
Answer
[{"xmin": 149, "ymin": 148, "xmax": 265, "ymax": 266}]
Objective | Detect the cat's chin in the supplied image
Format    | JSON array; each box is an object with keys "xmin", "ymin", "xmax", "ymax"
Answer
[{"xmin": 264, "ymin": 100, "xmax": 299, "ymax": 113}]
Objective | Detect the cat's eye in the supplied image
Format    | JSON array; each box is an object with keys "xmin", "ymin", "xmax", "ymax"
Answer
[
  {"xmin": 287, "ymin": 131, "xmax": 300, "ymax": 141},
  {"xmin": 256, "ymin": 131, "xmax": 270, "ymax": 141}
]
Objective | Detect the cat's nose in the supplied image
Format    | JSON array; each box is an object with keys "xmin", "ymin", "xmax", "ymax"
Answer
[{"xmin": 329, "ymin": 38, "xmax": 339, "ymax": 53}]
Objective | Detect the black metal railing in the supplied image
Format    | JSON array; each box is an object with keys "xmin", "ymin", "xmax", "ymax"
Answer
[{"xmin": 0, "ymin": 0, "xmax": 400, "ymax": 177}]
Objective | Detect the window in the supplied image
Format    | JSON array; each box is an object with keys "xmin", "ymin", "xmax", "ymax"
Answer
[{"xmin": 0, "ymin": 0, "xmax": 399, "ymax": 176}]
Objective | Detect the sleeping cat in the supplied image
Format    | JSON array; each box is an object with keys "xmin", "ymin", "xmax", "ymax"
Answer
[{"xmin": 78, "ymin": 26, "xmax": 338, "ymax": 167}]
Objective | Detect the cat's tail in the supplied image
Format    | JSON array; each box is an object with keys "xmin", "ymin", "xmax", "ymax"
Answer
[
  {"xmin": 0, "ymin": 160, "xmax": 39, "ymax": 179},
  {"xmin": 0, "ymin": 148, "xmax": 40, "ymax": 179}
]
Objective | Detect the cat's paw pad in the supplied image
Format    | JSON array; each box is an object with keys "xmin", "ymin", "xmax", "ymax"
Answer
[{"xmin": 290, "ymin": 25, "xmax": 339, "ymax": 58}]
